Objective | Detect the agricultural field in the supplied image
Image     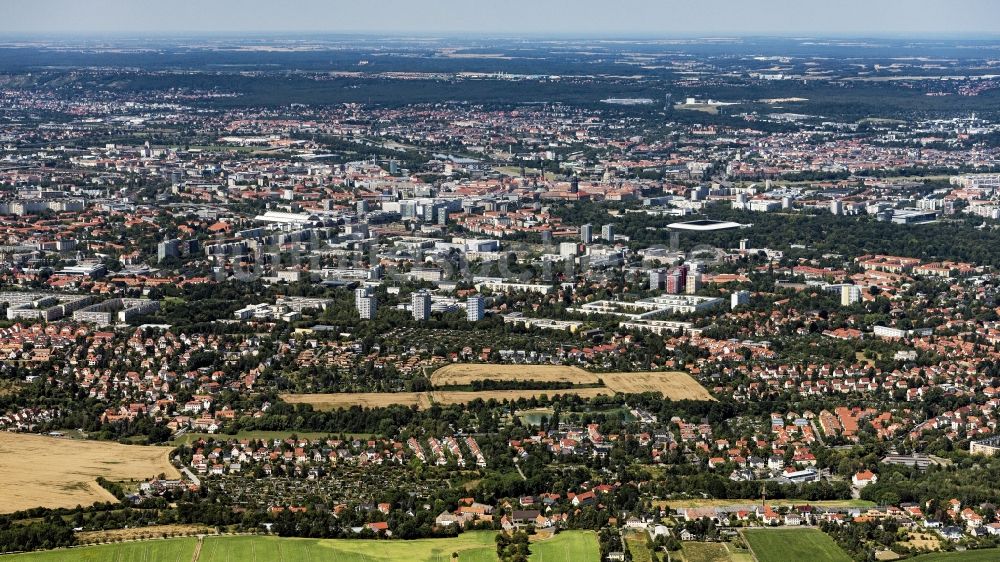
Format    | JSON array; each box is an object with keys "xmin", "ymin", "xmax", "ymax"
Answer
[
  {"xmin": 1, "ymin": 531, "xmax": 599, "ymax": 561},
  {"xmin": 430, "ymin": 364, "xmax": 599, "ymax": 387},
  {"xmin": 285, "ymin": 366, "xmax": 713, "ymax": 411},
  {"xmin": 0, "ymin": 537, "xmax": 197, "ymax": 561},
  {"xmin": 0, "ymin": 432, "xmax": 179, "ymax": 513},
  {"xmin": 281, "ymin": 391, "xmax": 431, "ymax": 410},
  {"xmin": 601, "ymin": 371, "xmax": 715, "ymax": 401},
  {"xmin": 743, "ymin": 528, "xmax": 851, "ymax": 562}
]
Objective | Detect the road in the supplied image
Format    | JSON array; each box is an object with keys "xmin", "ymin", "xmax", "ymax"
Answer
[{"xmin": 181, "ymin": 467, "xmax": 202, "ymax": 487}]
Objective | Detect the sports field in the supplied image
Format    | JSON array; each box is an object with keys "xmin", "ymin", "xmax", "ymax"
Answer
[
  {"xmin": 0, "ymin": 432, "xmax": 179, "ymax": 513},
  {"xmin": 743, "ymin": 528, "xmax": 851, "ymax": 562}
]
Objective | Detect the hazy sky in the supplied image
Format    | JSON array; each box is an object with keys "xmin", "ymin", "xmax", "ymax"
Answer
[{"xmin": 3, "ymin": 0, "xmax": 999, "ymax": 36}]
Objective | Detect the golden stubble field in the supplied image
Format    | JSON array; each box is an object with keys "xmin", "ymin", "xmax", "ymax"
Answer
[
  {"xmin": 283, "ymin": 364, "xmax": 714, "ymax": 411},
  {"xmin": 0, "ymin": 432, "xmax": 180, "ymax": 513},
  {"xmin": 430, "ymin": 364, "xmax": 600, "ymax": 386}
]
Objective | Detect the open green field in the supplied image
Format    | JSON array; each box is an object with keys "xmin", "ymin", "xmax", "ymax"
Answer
[
  {"xmin": 198, "ymin": 533, "xmax": 499, "ymax": 561},
  {"xmin": 0, "ymin": 537, "xmax": 196, "ymax": 561},
  {"xmin": 911, "ymin": 550, "xmax": 1000, "ymax": 562},
  {"xmin": 743, "ymin": 528, "xmax": 851, "ymax": 562},
  {"xmin": 529, "ymin": 531, "xmax": 599, "ymax": 562},
  {"xmin": 0, "ymin": 530, "xmax": 600, "ymax": 562}
]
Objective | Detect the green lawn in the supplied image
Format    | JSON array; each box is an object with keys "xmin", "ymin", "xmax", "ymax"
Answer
[
  {"xmin": 529, "ymin": 531, "xmax": 599, "ymax": 562},
  {"xmin": 743, "ymin": 528, "xmax": 851, "ymax": 562},
  {"xmin": 911, "ymin": 550, "xmax": 1000, "ymax": 561},
  {"xmin": 0, "ymin": 538, "xmax": 196, "ymax": 561}
]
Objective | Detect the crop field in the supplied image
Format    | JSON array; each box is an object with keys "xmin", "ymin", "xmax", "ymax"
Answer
[
  {"xmin": 743, "ymin": 528, "xmax": 851, "ymax": 562},
  {"xmin": 601, "ymin": 371, "xmax": 715, "ymax": 400},
  {"xmin": 0, "ymin": 432, "xmax": 180, "ymax": 513},
  {"xmin": 281, "ymin": 391, "xmax": 431, "ymax": 409},
  {"xmin": 1, "ymin": 530, "xmax": 601, "ymax": 561},
  {"xmin": 2, "ymin": 537, "xmax": 197, "ymax": 561},
  {"xmin": 285, "ymin": 366, "xmax": 713, "ymax": 411},
  {"xmin": 430, "ymin": 364, "xmax": 599, "ymax": 387}
]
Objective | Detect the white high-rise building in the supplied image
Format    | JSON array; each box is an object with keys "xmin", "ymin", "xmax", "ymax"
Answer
[
  {"xmin": 685, "ymin": 272, "xmax": 702, "ymax": 295},
  {"xmin": 357, "ymin": 296, "xmax": 377, "ymax": 320},
  {"xmin": 355, "ymin": 287, "xmax": 371, "ymax": 309},
  {"xmin": 841, "ymin": 285, "xmax": 862, "ymax": 306},
  {"xmin": 412, "ymin": 290, "xmax": 432, "ymax": 321},
  {"xmin": 731, "ymin": 290, "xmax": 750, "ymax": 310},
  {"xmin": 580, "ymin": 223, "xmax": 593, "ymax": 244},
  {"xmin": 467, "ymin": 294, "xmax": 485, "ymax": 322},
  {"xmin": 601, "ymin": 224, "xmax": 615, "ymax": 242},
  {"xmin": 649, "ymin": 269, "xmax": 667, "ymax": 290}
]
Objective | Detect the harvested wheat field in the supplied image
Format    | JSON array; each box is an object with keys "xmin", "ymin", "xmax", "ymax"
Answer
[
  {"xmin": 281, "ymin": 392, "xmax": 431, "ymax": 410},
  {"xmin": 0, "ymin": 432, "xmax": 179, "ymax": 513},
  {"xmin": 431, "ymin": 363, "xmax": 599, "ymax": 387},
  {"xmin": 602, "ymin": 371, "xmax": 716, "ymax": 401},
  {"xmin": 431, "ymin": 387, "xmax": 612, "ymax": 404},
  {"xmin": 282, "ymin": 368, "xmax": 713, "ymax": 411}
]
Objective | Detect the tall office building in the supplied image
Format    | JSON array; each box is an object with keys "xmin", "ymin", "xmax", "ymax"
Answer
[
  {"xmin": 580, "ymin": 223, "xmax": 593, "ymax": 244},
  {"xmin": 467, "ymin": 294, "xmax": 485, "ymax": 322},
  {"xmin": 601, "ymin": 224, "xmax": 615, "ymax": 242},
  {"xmin": 412, "ymin": 290, "xmax": 431, "ymax": 321},
  {"xmin": 357, "ymin": 296, "xmax": 377, "ymax": 320},
  {"xmin": 831, "ymin": 199, "xmax": 844, "ymax": 215}
]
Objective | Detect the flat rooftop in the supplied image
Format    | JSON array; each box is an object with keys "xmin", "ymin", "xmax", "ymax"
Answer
[{"xmin": 666, "ymin": 220, "xmax": 747, "ymax": 231}]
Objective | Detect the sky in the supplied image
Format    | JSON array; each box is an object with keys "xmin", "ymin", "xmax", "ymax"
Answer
[{"xmin": 2, "ymin": 0, "xmax": 999, "ymax": 36}]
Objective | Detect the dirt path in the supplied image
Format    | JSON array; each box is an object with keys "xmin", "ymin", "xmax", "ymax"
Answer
[{"xmin": 191, "ymin": 535, "xmax": 204, "ymax": 562}]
